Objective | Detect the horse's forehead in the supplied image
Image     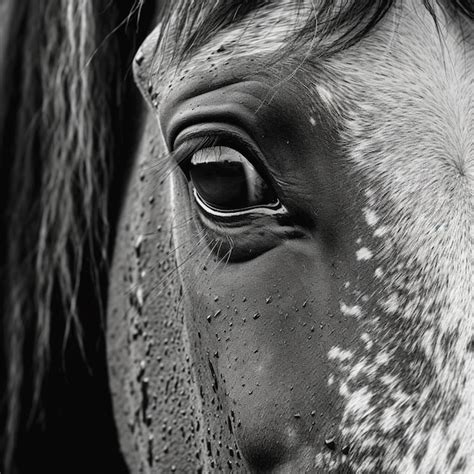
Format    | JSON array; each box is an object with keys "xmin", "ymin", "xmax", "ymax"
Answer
[
  {"xmin": 139, "ymin": 1, "xmax": 472, "ymax": 111},
  {"xmin": 138, "ymin": 0, "xmax": 473, "ymax": 186}
]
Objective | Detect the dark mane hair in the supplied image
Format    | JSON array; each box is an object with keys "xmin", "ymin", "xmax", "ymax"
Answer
[
  {"xmin": 0, "ymin": 1, "xmax": 150, "ymax": 472},
  {"xmin": 0, "ymin": 0, "xmax": 472, "ymax": 472}
]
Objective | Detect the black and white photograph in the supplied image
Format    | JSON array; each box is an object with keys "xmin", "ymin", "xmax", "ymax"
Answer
[{"xmin": 0, "ymin": 1, "xmax": 472, "ymax": 472}]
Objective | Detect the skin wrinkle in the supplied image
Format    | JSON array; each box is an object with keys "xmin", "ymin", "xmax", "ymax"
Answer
[{"xmin": 109, "ymin": 0, "xmax": 474, "ymax": 472}]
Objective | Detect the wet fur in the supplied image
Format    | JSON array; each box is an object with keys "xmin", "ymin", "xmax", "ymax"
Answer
[
  {"xmin": 135, "ymin": 0, "xmax": 473, "ymax": 471},
  {"xmin": 1, "ymin": 0, "xmax": 472, "ymax": 472}
]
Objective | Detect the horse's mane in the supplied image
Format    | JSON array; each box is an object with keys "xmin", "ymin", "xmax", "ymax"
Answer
[
  {"xmin": 0, "ymin": 1, "xmax": 145, "ymax": 471},
  {"xmin": 0, "ymin": 0, "xmax": 472, "ymax": 472}
]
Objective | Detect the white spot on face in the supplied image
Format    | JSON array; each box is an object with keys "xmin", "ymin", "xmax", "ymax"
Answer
[
  {"xmin": 344, "ymin": 281, "xmax": 350, "ymax": 289},
  {"xmin": 356, "ymin": 237, "xmax": 362, "ymax": 245},
  {"xmin": 360, "ymin": 332, "xmax": 373, "ymax": 349},
  {"xmin": 349, "ymin": 360, "xmax": 367, "ymax": 379},
  {"xmin": 328, "ymin": 374, "xmax": 335, "ymax": 386},
  {"xmin": 340, "ymin": 302, "xmax": 362, "ymax": 318},
  {"xmin": 309, "ymin": 116, "xmax": 316, "ymax": 126},
  {"xmin": 363, "ymin": 207, "xmax": 379, "ymax": 226},
  {"xmin": 381, "ymin": 293, "xmax": 400, "ymax": 314},
  {"xmin": 375, "ymin": 267, "xmax": 384, "ymax": 278},
  {"xmin": 316, "ymin": 85, "xmax": 333, "ymax": 106},
  {"xmin": 379, "ymin": 406, "xmax": 398, "ymax": 433},
  {"xmin": 356, "ymin": 247, "xmax": 373, "ymax": 260},
  {"xmin": 328, "ymin": 346, "xmax": 354, "ymax": 361},
  {"xmin": 345, "ymin": 387, "xmax": 374, "ymax": 417},
  {"xmin": 374, "ymin": 226, "xmax": 388, "ymax": 237},
  {"xmin": 375, "ymin": 351, "xmax": 390, "ymax": 366},
  {"xmin": 380, "ymin": 374, "xmax": 398, "ymax": 386}
]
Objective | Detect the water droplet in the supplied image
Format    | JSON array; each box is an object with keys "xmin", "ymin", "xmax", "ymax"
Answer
[
  {"xmin": 265, "ymin": 296, "xmax": 272, "ymax": 304},
  {"xmin": 135, "ymin": 50, "xmax": 144, "ymax": 65},
  {"xmin": 135, "ymin": 235, "xmax": 144, "ymax": 257},
  {"xmin": 253, "ymin": 312, "xmax": 261, "ymax": 320},
  {"xmin": 325, "ymin": 436, "xmax": 336, "ymax": 450}
]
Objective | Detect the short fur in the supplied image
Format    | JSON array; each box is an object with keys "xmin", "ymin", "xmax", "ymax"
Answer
[{"xmin": 1, "ymin": 0, "xmax": 472, "ymax": 472}]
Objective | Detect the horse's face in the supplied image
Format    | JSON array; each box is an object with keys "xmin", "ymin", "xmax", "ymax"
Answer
[{"xmin": 107, "ymin": 1, "xmax": 473, "ymax": 472}]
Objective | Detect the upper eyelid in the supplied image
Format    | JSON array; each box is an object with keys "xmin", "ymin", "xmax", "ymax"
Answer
[
  {"xmin": 191, "ymin": 146, "xmax": 248, "ymax": 164},
  {"xmin": 171, "ymin": 126, "xmax": 279, "ymax": 193}
]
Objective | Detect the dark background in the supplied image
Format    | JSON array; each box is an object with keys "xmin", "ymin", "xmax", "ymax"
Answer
[{"xmin": 0, "ymin": 1, "xmax": 159, "ymax": 472}]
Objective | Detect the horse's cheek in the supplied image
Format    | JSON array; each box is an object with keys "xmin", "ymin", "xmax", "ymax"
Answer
[
  {"xmin": 180, "ymin": 238, "xmax": 352, "ymax": 468},
  {"xmin": 106, "ymin": 115, "xmax": 202, "ymax": 472}
]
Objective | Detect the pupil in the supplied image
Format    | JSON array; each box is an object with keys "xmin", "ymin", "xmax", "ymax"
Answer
[{"xmin": 189, "ymin": 162, "xmax": 250, "ymax": 210}]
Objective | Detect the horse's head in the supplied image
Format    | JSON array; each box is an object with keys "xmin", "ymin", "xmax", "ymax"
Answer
[{"xmin": 107, "ymin": 1, "xmax": 473, "ymax": 471}]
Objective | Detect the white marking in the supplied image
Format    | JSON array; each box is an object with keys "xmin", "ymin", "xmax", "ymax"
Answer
[
  {"xmin": 374, "ymin": 226, "xmax": 388, "ymax": 237},
  {"xmin": 381, "ymin": 293, "xmax": 400, "ymax": 314},
  {"xmin": 375, "ymin": 351, "xmax": 390, "ymax": 366},
  {"xmin": 356, "ymin": 247, "xmax": 373, "ymax": 260},
  {"xmin": 360, "ymin": 332, "xmax": 373, "ymax": 349},
  {"xmin": 345, "ymin": 387, "xmax": 374, "ymax": 417},
  {"xmin": 340, "ymin": 302, "xmax": 362, "ymax": 318},
  {"xmin": 380, "ymin": 375, "xmax": 398, "ymax": 388},
  {"xmin": 363, "ymin": 207, "xmax": 379, "ymax": 226},
  {"xmin": 380, "ymin": 406, "xmax": 398, "ymax": 433},
  {"xmin": 316, "ymin": 85, "xmax": 333, "ymax": 106},
  {"xmin": 328, "ymin": 346, "xmax": 354, "ymax": 361}
]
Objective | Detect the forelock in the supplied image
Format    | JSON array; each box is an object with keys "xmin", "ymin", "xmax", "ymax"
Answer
[{"xmin": 156, "ymin": 0, "xmax": 473, "ymax": 63}]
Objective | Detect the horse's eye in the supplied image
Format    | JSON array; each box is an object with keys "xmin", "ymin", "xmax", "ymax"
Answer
[{"xmin": 188, "ymin": 146, "xmax": 278, "ymax": 213}]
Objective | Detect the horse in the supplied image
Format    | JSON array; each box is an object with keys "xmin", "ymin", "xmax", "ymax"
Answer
[{"xmin": 1, "ymin": 0, "xmax": 473, "ymax": 472}]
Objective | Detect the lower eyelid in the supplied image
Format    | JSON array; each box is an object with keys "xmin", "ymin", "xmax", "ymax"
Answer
[{"xmin": 192, "ymin": 188, "xmax": 285, "ymax": 218}]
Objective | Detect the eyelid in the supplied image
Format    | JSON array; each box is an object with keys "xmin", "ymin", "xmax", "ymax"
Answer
[
  {"xmin": 192, "ymin": 188, "xmax": 285, "ymax": 218},
  {"xmin": 191, "ymin": 146, "xmax": 247, "ymax": 165},
  {"xmin": 172, "ymin": 124, "xmax": 276, "ymax": 190}
]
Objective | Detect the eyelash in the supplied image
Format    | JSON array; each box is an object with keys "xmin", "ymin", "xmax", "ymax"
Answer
[{"xmin": 172, "ymin": 131, "xmax": 272, "ymax": 185}]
